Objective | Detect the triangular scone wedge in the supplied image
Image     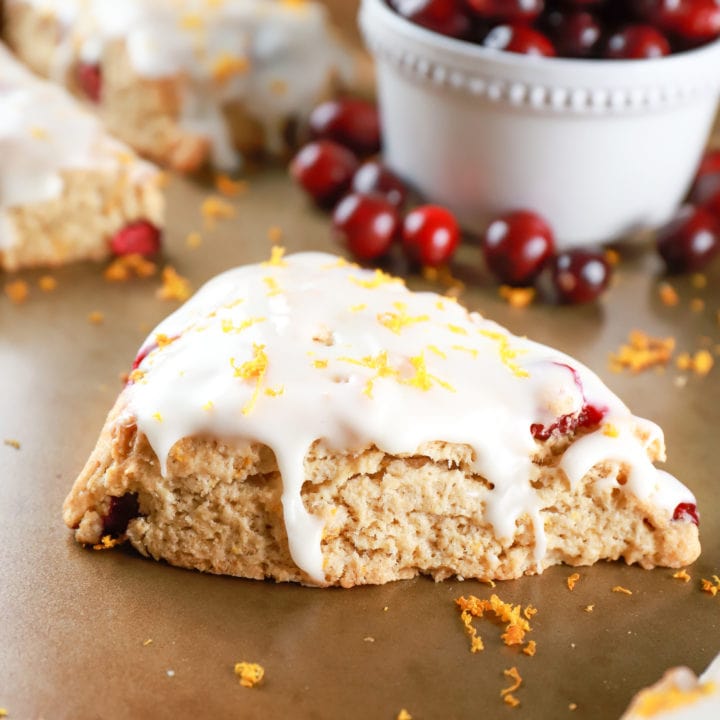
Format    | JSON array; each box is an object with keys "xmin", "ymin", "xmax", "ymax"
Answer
[
  {"xmin": 0, "ymin": 46, "xmax": 163, "ymax": 271},
  {"xmin": 63, "ymin": 252, "xmax": 700, "ymax": 587}
]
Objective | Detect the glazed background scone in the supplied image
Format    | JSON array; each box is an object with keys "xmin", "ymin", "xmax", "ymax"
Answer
[
  {"xmin": 0, "ymin": 44, "xmax": 164, "ymax": 271},
  {"xmin": 2, "ymin": 0, "xmax": 354, "ymax": 171},
  {"xmin": 63, "ymin": 252, "xmax": 701, "ymax": 587},
  {"xmin": 620, "ymin": 652, "xmax": 720, "ymax": 719}
]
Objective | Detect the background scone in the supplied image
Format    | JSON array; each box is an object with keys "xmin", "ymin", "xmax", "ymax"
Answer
[
  {"xmin": 3, "ymin": 0, "xmax": 354, "ymax": 171},
  {"xmin": 64, "ymin": 252, "xmax": 700, "ymax": 587},
  {"xmin": 0, "ymin": 45, "xmax": 164, "ymax": 271}
]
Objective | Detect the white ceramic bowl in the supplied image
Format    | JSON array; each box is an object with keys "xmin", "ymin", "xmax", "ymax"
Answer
[{"xmin": 360, "ymin": 0, "xmax": 720, "ymax": 249}]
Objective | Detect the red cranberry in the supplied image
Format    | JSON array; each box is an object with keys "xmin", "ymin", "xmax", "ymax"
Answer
[
  {"xmin": 309, "ymin": 99, "xmax": 381, "ymax": 157},
  {"xmin": 543, "ymin": 10, "xmax": 602, "ymax": 58},
  {"xmin": 110, "ymin": 221, "xmax": 162, "ymax": 257},
  {"xmin": 656, "ymin": 205, "xmax": 720, "ymax": 273},
  {"xmin": 466, "ymin": 0, "xmax": 544, "ymax": 23},
  {"xmin": 290, "ymin": 140, "xmax": 359, "ymax": 207},
  {"xmin": 402, "ymin": 205, "xmax": 460, "ymax": 267},
  {"xmin": 389, "ymin": 0, "xmax": 472, "ymax": 38},
  {"xmin": 332, "ymin": 193, "xmax": 400, "ymax": 261},
  {"xmin": 352, "ymin": 161, "xmax": 408, "ymax": 209},
  {"xmin": 482, "ymin": 210, "xmax": 555, "ymax": 286},
  {"xmin": 605, "ymin": 25, "xmax": 671, "ymax": 59},
  {"xmin": 482, "ymin": 23, "xmax": 557, "ymax": 56},
  {"xmin": 634, "ymin": 0, "xmax": 720, "ymax": 40},
  {"xmin": 700, "ymin": 189, "xmax": 720, "ymax": 217},
  {"xmin": 531, "ymin": 403, "xmax": 605, "ymax": 441},
  {"xmin": 696, "ymin": 150, "xmax": 720, "ymax": 178},
  {"xmin": 102, "ymin": 494, "xmax": 140, "ymax": 537},
  {"xmin": 131, "ymin": 342, "xmax": 158, "ymax": 372},
  {"xmin": 77, "ymin": 62, "xmax": 102, "ymax": 103},
  {"xmin": 551, "ymin": 250, "xmax": 611, "ymax": 304},
  {"xmin": 689, "ymin": 152, "xmax": 720, "ymax": 206},
  {"xmin": 673, "ymin": 502, "xmax": 700, "ymax": 525}
]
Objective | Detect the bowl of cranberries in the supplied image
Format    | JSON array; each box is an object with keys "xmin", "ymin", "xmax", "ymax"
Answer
[{"xmin": 359, "ymin": 0, "xmax": 720, "ymax": 249}]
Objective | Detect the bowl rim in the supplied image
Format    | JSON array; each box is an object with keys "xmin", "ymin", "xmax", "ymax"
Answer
[{"xmin": 362, "ymin": 0, "xmax": 720, "ymax": 76}]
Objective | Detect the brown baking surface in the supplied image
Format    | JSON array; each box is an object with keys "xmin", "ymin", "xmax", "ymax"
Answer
[{"xmin": 2, "ymin": 6, "xmax": 720, "ymax": 719}]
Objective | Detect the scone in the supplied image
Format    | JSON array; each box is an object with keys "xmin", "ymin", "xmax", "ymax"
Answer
[
  {"xmin": 0, "ymin": 45, "xmax": 164, "ymax": 271},
  {"xmin": 621, "ymin": 653, "xmax": 720, "ymax": 719},
  {"xmin": 63, "ymin": 252, "xmax": 700, "ymax": 587},
  {"xmin": 3, "ymin": 0, "xmax": 354, "ymax": 172}
]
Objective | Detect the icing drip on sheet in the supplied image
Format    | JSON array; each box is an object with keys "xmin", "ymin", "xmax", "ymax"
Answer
[
  {"xmin": 8, "ymin": 0, "xmax": 351, "ymax": 168},
  {"xmin": 124, "ymin": 252, "xmax": 696, "ymax": 585},
  {"xmin": 0, "ymin": 45, "xmax": 158, "ymax": 250}
]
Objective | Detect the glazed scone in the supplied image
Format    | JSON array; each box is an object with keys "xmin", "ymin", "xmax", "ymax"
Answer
[
  {"xmin": 63, "ymin": 252, "xmax": 700, "ymax": 587},
  {"xmin": 0, "ymin": 45, "xmax": 164, "ymax": 271},
  {"xmin": 621, "ymin": 653, "xmax": 720, "ymax": 719},
  {"xmin": 3, "ymin": 0, "xmax": 354, "ymax": 172}
]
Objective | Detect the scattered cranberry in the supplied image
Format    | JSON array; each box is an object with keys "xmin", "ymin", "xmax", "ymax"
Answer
[
  {"xmin": 550, "ymin": 250, "xmax": 611, "ymax": 304},
  {"xmin": 290, "ymin": 140, "xmax": 359, "ymax": 207},
  {"xmin": 635, "ymin": 0, "xmax": 720, "ymax": 40},
  {"xmin": 102, "ymin": 494, "xmax": 140, "ymax": 537},
  {"xmin": 696, "ymin": 150, "xmax": 720, "ymax": 179},
  {"xmin": 482, "ymin": 210, "xmax": 555, "ymax": 286},
  {"xmin": 466, "ymin": 0, "xmax": 544, "ymax": 23},
  {"xmin": 110, "ymin": 221, "xmax": 162, "ymax": 257},
  {"xmin": 309, "ymin": 99, "xmax": 381, "ymax": 157},
  {"xmin": 690, "ymin": 151, "xmax": 720, "ymax": 206},
  {"xmin": 389, "ymin": 0, "xmax": 472, "ymax": 38},
  {"xmin": 656, "ymin": 205, "xmax": 720, "ymax": 273},
  {"xmin": 333, "ymin": 193, "xmax": 400, "ymax": 261},
  {"xmin": 77, "ymin": 62, "xmax": 102, "ymax": 103},
  {"xmin": 352, "ymin": 161, "xmax": 408, "ymax": 208},
  {"xmin": 543, "ymin": 10, "xmax": 602, "ymax": 57},
  {"xmin": 605, "ymin": 25, "xmax": 671, "ymax": 59},
  {"xmin": 700, "ymin": 189, "xmax": 720, "ymax": 217},
  {"xmin": 483, "ymin": 23, "xmax": 557, "ymax": 55},
  {"xmin": 402, "ymin": 205, "xmax": 460, "ymax": 267},
  {"xmin": 531, "ymin": 403, "xmax": 605, "ymax": 440},
  {"xmin": 673, "ymin": 502, "xmax": 700, "ymax": 525}
]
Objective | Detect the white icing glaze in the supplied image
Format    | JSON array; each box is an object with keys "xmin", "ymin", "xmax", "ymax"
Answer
[
  {"xmin": 124, "ymin": 252, "xmax": 696, "ymax": 585},
  {"xmin": 8, "ymin": 0, "xmax": 351, "ymax": 168},
  {"xmin": 0, "ymin": 44, "xmax": 159, "ymax": 250}
]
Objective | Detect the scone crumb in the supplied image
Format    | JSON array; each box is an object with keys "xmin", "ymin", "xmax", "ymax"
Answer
[
  {"xmin": 567, "ymin": 573, "xmax": 580, "ymax": 591},
  {"xmin": 658, "ymin": 283, "xmax": 679, "ymax": 307},
  {"xmin": 584, "ymin": 605, "xmax": 595, "ymax": 613},
  {"xmin": 612, "ymin": 586, "xmax": 633, "ymax": 595},
  {"xmin": 234, "ymin": 662, "xmax": 264, "ymax": 688},
  {"xmin": 38, "ymin": 275, "xmax": 57, "ymax": 292},
  {"xmin": 3, "ymin": 439, "xmax": 20, "ymax": 450},
  {"xmin": 397, "ymin": 710, "xmax": 412, "ymax": 720},
  {"xmin": 142, "ymin": 639, "xmax": 153, "ymax": 647},
  {"xmin": 4, "ymin": 280, "xmax": 29, "ymax": 304},
  {"xmin": 609, "ymin": 331, "xmax": 675, "ymax": 373},
  {"xmin": 523, "ymin": 640, "xmax": 537, "ymax": 657},
  {"xmin": 93, "ymin": 535, "xmax": 122, "ymax": 551},
  {"xmin": 569, "ymin": 703, "xmax": 578, "ymax": 711},
  {"xmin": 499, "ymin": 285, "xmax": 535, "ymax": 308},
  {"xmin": 672, "ymin": 569, "xmax": 691, "ymax": 583},
  {"xmin": 88, "ymin": 311, "xmax": 104, "ymax": 325},
  {"xmin": 700, "ymin": 576, "xmax": 720, "ymax": 596},
  {"xmin": 363, "ymin": 636, "xmax": 375, "ymax": 643},
  {"xmin": 214, "ymin": 174, "xmax": 248, "ymax": 197},
  {"xmin": 157, "ymin": 267, "xmax": 192, "ymax": 302}
]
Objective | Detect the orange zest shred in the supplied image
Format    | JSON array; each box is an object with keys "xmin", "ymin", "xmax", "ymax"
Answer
[
  {"xmin": 156, "ymin": 267, "xmax": 192, "ymax": 302},
  {"xmin": 501, "ymin": 667, "xmax": 523, "ymax": 708},
  {"xmin": 214, "ymin": 174, "xmax": 247, "ymax": 198},
  {"xmin": 609, "ymin": 331, "xmax": 675, "ymax": 373},
  {"xmin": 38, "ymin": 275, "xmax": 57, "ymax": 292},
  {"xmin": 612, "ymin": 586, "xmax": 633, "ymax": 595},
  {"xmin": 478, "ymin": 330, "xmax": 529, "ymax": 378},
  {"xmin": 499, "ymin": 285, "xmax": 535, "ymax": 308},
  {"xmin": 690, "ymin": 298, "xmax": 705, "ymax": 313},
  {"xmin": 201, "ymin": 196, "xmax": 236, "ymax": 229},
  {"xmin": 234, "ymin": 662, "xmax": 264, "ymax": 688},
  {"xmin": 605, "ymin": 248, "xmax": 621, "ymax": 266},
  {"xmin": 231, "ymin": 344, "xmax": 269, "ymax": 415},
  {"xmin": 349, "ymin": 268, "xmax": 403, "ymax": 290},
  {"xmin": 104, "ymin": 254, "xmax": 157, "ymax": 282},
  {"xmin": 3, "ymin": 439, "xmax": 20, "ymax": 450},
  {"xmin": 584, "ymin": 605, "xmax": 595, "ymax": 613},
  {"xmin": 267, "ymin": 226, "xmax": 283, "ymax": 244},
  {"xmin": 700, "ymin": 576, "xmax": 720, "ymax": 596},
  {"xmin": 221, "ymin": 317, "xmax": 266, "ymax": 334},
  {"xmin": 261, "ymin": 245, "xmax": 287, "ymax": 268},
  {"xmin": 4, "ymin": 280, "xmax": 29, "ymax": 304},
  {"xmin": 567, "ymin": 573, "xmax": 580, "ymax": 591},
  {"xmin": 672, "ymin": 569, "xmax": 691, "ymax": 583},
  {"xmin": 88, "ymin": 311, "xmax": 104, "ymax": 325},
  {"xmin": 211, "ymin": 52, "xmax": 250, "ymax": 83},
  {"xmin": 377, "ymin": 302, "xmax": 429, "ymax": 334},
  {"xmin": 522, "ymin": 640, "xmax": 536, "ymax": 657},
  {"xmin": 186, "ymin": 231, "xmax": 203, "ymax": 249},
  {"xmin": 92, "ymin": 535, "xmax": 122, "ymax": 551},
  {"xmin": 397, "ymin": 710, "xmax": 412, "ymax": 720},
  {"xmin": 658, "ymin": 282, "xmax": 680, "ymax": 307},
  {"xmin": 676, "ymin": 350, "xmax": 714, "ymax": 376}
]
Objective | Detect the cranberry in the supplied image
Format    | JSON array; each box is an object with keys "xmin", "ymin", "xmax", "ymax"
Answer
[
  {"xmin": 673, "ymin": 502, "xmax": 700, "ymax": 525},
  {"xmin": 102, "ymin": 494, "xmax": 140, "ymax": 537},
  {"xmin": 290, "ymin": 140, "xmax": 359, "ymax": 207},
  {"xmin": 402, "ymin": 205, "xmax": 460, "ymax": 267},
  {"xmin": 634, "ymin": 0, "xmax": 720, "ymax": 40},
  {"xmin": 110, "ymin": 221, "xmax": 162, "ymax": 257},
  {"xmin": 542, "ymin": 10, "xmax": 602, "ymax": 58},
  {"xmin": 77, "ymin": 62, "xmax": 102, "ymax": 103},
  {"xmin": 466, "ymin": 0, "xmax": 544, "ymax": 23},
  {"xmin": 332, "ymin": 193, "xmax": 400, "ymax": 261},
  {"xmin": 696, "ymin": 150, "xmax": 720, "ymax": 179},
  {"xmin": 656, "ymin": 205, "xmax": 720, "ymax": 273},
  {"xmin": 550, "ymin": 250, "xmax": 611, "ymax": 304},
  {"xmin": 482, "ymin": 210, "xmax": 555, "ymax": 286},
  {"xmin": 352, "ymin": 161, "xmax": 408, "ymax": 209},
  {"xmin": 131, "ymin": 342, "xmax": 158, "ymax": 372},
  {"xmin": 389, "ymin": 0, "xmax": 472, "ymax": 38},
  {"xmin": 309, "ymin": 99, "xmax": 381, "ymax": 157},
  {"xmin": 689, "ymin": 152, "xmax": 720, "ymax": 206},
  {"xmin": 531, "ymin": 403, "xmax": 605, "ymax": 441},
  {"xmin": 700, "ymin": 189, "xmax": 720, "ymax": 217},
  {"xmin": 605, "ymin": 25, "xmax": 671, "ymax": 59},
  {"xmin": 482, "ymin": 23, "xmax": 557, "ymax": 56}
]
